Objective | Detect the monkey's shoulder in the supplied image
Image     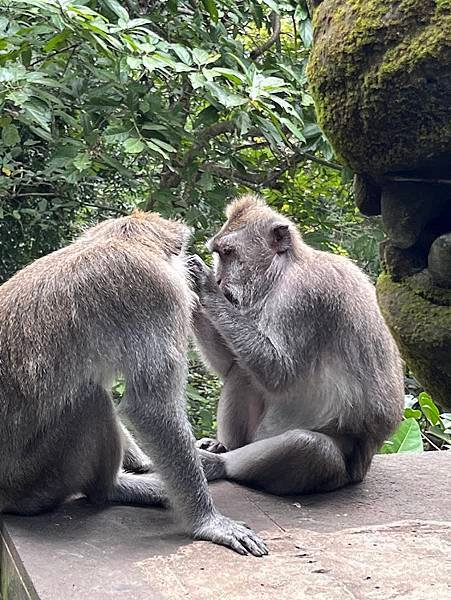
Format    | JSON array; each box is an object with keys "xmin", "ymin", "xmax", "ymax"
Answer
[{"xmin": 283, "ymin": 250, "xmax": 375, "ymax": 301}]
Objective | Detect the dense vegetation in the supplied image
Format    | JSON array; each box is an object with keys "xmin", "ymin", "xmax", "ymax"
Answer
[{"xmin": 1, "ymin": 0, "xmax": 449, "ymax": 451}]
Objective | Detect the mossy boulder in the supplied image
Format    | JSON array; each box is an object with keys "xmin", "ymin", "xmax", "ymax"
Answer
[
  {"xmin": 307, "ymin": 0, "xmax": 451, "ymax": 175},
  {"xmin": 377, "ymin": 271, "xmax": 451, "ymax": 409}
]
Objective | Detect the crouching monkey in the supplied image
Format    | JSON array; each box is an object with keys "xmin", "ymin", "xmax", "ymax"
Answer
[{"xmin": 0, "ymin": 210, "xmax": 267, "ymax": 557}]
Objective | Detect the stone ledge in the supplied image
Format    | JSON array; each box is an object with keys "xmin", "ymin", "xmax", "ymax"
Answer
[{"xmin": 1, "ymin": 453, "xmax": 450, "ymax": 599}]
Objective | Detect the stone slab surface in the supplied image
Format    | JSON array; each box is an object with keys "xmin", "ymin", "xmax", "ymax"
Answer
[{"xmin": 1, "ymin": 453, "xmax": 450, "ymax": 600}]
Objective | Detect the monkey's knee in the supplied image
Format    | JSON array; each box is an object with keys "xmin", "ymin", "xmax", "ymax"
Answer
[
  {"xmin": 286, "ymin": 430, "xmax": 349, "ymax": 493},
  {"xmin": 254, "ymin": 429, "xmax": 349, "ymax": 495}
]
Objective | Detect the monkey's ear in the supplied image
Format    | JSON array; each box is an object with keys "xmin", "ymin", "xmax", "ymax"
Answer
[{"xmin": 270, "ymin": 223, "xmax": 291, "ymax": 253}]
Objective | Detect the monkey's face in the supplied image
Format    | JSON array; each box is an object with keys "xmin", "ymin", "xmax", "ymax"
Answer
[{"xmin": 208, "ymin": 225, "xmax": 278, "ymax": 308}]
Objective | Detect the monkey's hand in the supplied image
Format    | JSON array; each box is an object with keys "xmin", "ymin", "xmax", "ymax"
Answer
[
  {"xmin": 196, "ymin": 437, "xmax": 228, "ymax": 454},
  {"xmin": 186, "ymin": 255, "xmax": 217, "ymax": 297},
  {"xmin": 193, "ymin": 511, "xmax": 268, "ymax": 557}
]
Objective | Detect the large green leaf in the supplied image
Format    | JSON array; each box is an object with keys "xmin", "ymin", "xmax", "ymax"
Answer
[
  {"xmin": 21, "ymin": 101, "xmax": 52, "ymax": 131},
  {"xmin": 379, "ymin": 418, "xmax": 423, "ymax": 454},
  {"xmin": 100, "ymin": 0, "xmax": 129, "ymax": 21},
  {"xmin": 418, "ymin": 392, "xmax": 441, "ymax": 426},
  {"xmin": 205, "ymin": 82, "xmax": 247, "ymax": 108}
]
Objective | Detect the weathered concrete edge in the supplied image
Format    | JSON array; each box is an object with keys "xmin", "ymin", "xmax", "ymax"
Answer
[{"xmin": 0, "ymin": 521, "xmax": 39, "ymax": 600}]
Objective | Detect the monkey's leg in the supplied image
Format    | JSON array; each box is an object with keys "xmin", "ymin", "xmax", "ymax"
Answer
[
  {"xmin": 119, "ymin": 422, "xmax": 154, "ymax": 473},
  {"xmin": 196, "ymin": 373, "xmax": 259, "ymax": 453},
  {"xmin": 5, "ymin": 386, "xmax": 124, "ymax": 515},
  {"xmin": 200, "ymin": 429, "xmax": 350, "ymax": 495},
  {"xmin": 122, "ymin": 363, "xmax": 267, "ymax": 556},
  {"xmin": 82, "ymin": 402, "xmax": 167, "ymax": 507},
  {"xmin": 109, "ymin": 472, "xmax": 167, "ymax": 506}
]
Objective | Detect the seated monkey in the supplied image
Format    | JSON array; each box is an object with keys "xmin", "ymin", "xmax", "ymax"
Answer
[{"xmin": 189, "ymin": 195, "xmax": 403, "ymax": 495}]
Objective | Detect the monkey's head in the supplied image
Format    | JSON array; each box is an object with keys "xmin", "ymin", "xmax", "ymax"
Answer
[
  {"xmin": 80, "ymin": 210, "xmax": 192, "ymax": 258},
  {"xmin": 130, "ymin": 211, "xmax": 192, "ymax": 257},
  {"xmin": 208, "ymin": 194, "xmax": 298, "ymax": 307}
]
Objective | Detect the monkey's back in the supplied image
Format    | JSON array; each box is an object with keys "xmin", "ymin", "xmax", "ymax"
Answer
[
  {"xmin": 256, "ymin": 248, "xmax": 404, "ymax": 443},
  {"xmin": 0, "ymin": 236, "xmax": 191, "ymax": 441}
]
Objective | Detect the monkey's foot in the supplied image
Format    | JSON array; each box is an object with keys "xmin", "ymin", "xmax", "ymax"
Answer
[
  {"xmin": 196, "ymin": 437, "xmax": 228, "ymax": 454},
  {"xmin": 122, "ymin": 452, "xmax": 154, "ymax": 474},
  {"xmin": 198, "ymin": 449, "xmax": 227, "ymax": 481},
  {"xmin": 193, "ymin": 511, "xmax": 268, "ymax": 557}
]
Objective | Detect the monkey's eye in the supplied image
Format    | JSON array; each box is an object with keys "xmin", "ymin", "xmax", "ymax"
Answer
[{"xmin": 222, "ymin": 247, "xmax": 233, "ymax": 256}]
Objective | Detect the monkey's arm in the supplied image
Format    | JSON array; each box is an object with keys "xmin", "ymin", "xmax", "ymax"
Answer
[
  {"xmin": 201, "ymin": 292, "xmax": 298, "ymax": 392},
  {"xmin": 188, "ymin": 254, "xmax": 302, "ymax": 392},
  {"xmin": 192, "ymin": 304, "xmax": 236, "ymax": 379}
]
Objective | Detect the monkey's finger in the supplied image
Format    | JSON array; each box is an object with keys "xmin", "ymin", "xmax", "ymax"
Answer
[
  {"xmin": 211, "ymin": 441, "xmax": 228, "ymax": 453},
  {"xmin": 241, "ymin": 536, "xmax": 267, "ymax": 557},
  {"xmin": 222, "ymin": 536, "xmax": 248, "ymax": 556},
  {"xmin": 234, "ymin": 524, "xmax": 268, "ymax": 556},
  {"xmin": 195, "ymin": 437, "xmax": 215, "ymax": 450},
  {"xmin": 245, "ymin": 534, "xmax": 269, "ymax": 556},
  {"xmin": 186, "ymin": 254, "xmax": 207, "ymax": 274}
]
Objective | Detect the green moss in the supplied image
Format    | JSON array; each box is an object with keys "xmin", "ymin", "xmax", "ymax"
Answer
[
  {"xmin": 377, "ymin": 271, "xmax": 451, "ymax": 409},
  {"xmin": 307, "ymin": 0, "xmax": 451, "ymax": 174}
]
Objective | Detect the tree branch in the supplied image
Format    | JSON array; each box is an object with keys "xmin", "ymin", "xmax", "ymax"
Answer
[
  {"xmin": 181, "ymin": 121, "xmax": 237, "ymax": 167},
  {"xmin": 82, "ymin": 203, "xmax": 128, "ymax": 214},
  {"xmin": 250, "ymin": 12, "xmax": 281, "ymax": 60},
  {"xmin": 9, "ymin": 191, "xmax": 127, "ymax": 215},
  {"xmin": 200, "ymin": 148, "xmax": 341, "ymax": 189},
  {"xmin": 179, "ymin": 121, "xmax": 262, "ymax": 168}
]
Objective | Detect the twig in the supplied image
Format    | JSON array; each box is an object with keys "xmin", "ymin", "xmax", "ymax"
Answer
[
  {"xmin": 421, "ymin": 431, "xmax": 442, "ymax": 451},
  {"xmin": 250, "ymin": 12, "xmax": 281, "ymax": 60},
  {"xmin": 234, "ymin": 141, "xmax": 267, "ymax": 152},
  {"xmin": 199, "ymin": 147, "xmax": 341, "ymax": 188},
  {"xmin": 29, "ymin": 43, "xmax": 80, "ymax": 67},
  {"xmin": 8, "ymin": 191, "xmax": 127, "ymax": 215},
  {"xmin": 297, "ymin": 151, "xmax": 341, "ymax": 170},
  {"xmin": 83, "ymin": 203, "xmax": 128, "ymax": 214},
  {"xmin": 61, "ymin": 44, "xmax": 78, "ymax": 77}
]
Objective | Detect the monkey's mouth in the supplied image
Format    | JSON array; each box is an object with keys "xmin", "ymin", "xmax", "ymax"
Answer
[{"xmin": 223, "ymin": 287, "xmax": 239, "ymax": 306}]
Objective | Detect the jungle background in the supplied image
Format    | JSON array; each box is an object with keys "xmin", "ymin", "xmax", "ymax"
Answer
[{"xmin": 0, "ymin": 0, "xmax": 449, "ymax": 452}]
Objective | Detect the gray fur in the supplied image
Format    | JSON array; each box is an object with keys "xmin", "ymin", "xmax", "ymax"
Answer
[
  {"xmin": 0, "ymin": 210, "xmax": 267, "ymax": 556},
  {"xmin": 190, "ymin": 194, "xmax": 404, "ymax": 495}
]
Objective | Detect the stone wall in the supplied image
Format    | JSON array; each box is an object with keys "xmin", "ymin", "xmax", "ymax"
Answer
[{"xmin": 307, "ymin": 0, "xmax": 451, "ymax": 409}]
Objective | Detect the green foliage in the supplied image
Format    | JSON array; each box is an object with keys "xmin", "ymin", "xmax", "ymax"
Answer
[
  {"xmin": 380, "ymin": 391, "xmax": 451, "ymax": 454},
  {"xmin": 0, "ymin": 0, "xmax": 387, "ymax": 439},
  {"xmin": 187, "ymin": 351, "xmax": 221, "ymax": 439},
  {"xmin": 0, "ymin": 0, "xmax": 340, "ymax": 281},
  {"xmin": 380, "ymin": 418, "xmax": 423, "ymax": 454}
]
